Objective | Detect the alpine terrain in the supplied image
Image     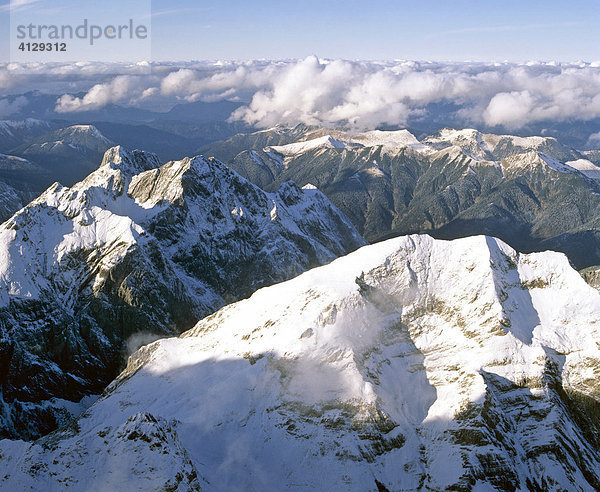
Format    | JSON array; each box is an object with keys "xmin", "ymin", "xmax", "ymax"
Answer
[
  {"xmin": 0, "ymin": 145, "xmax": 364, "ymax": 440},
  {"xmin": 0, "ymin": 178, "xmax": 27, "ymax": 224},
  {"xmin": 203, "ymin": 126, "xmax": 600, "ymax": 268},
  {"xmin": 10, "ymin": 124, "xmax": 116, "ymax": 185},
  {"xmin": 1, "ymin": 234, "xmax": 599, "ymax": 490},
  {"xmin": 0, "ymin": 153, "xmax": 51, "ymax": 222}
]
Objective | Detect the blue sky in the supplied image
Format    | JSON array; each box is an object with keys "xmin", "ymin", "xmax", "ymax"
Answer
[
  {"xmin": 150, "ymin": 0, "xmax": 599, "ymax": 62},
  {"xmin": 0, "ymin": 0, "xmax": 599, "ymax": 62}
]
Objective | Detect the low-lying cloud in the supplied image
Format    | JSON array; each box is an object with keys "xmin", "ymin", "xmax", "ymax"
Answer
[
  {"xmin": 55, "ymin": 75, "xmax": 158, "ymax": 112},
  {"xmin": 0, "ymin": 96, "xmax": 28, "ymax": 118},
  {"xmin": 2, "ymin": 58, "xmax": 600, "ymax": 131}
]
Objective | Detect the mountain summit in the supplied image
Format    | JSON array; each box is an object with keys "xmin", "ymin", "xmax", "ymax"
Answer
[
  {"xmin": 2, "ymin": 234, "xmax": 599, "ymax": 490},
  {"xmin": 0, "ymin": 146, "xmax": 364, "ymax": 440}
]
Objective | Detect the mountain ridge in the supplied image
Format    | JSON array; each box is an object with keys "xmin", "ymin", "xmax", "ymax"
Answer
[
  {"xmin": 202, "ymin": 125, "xmax": 600, "ymax": 268},
  {"xmin": 2, "ymin": 234, "xmax": 599, "ymax": 490},
  {"xmin": 0, "ymin": 145, "xmax": 364, "ymax": 440}
]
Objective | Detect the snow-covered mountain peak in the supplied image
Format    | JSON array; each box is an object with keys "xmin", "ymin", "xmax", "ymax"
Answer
[
  {"xmin": 0, "ymin": 118, "xmax": 50, "ymax": 135},
  {"xmin": 54, "ymin": 124, "xmax": 110, "ymax": 144},
  {"xmin": 3, "ymin": 234, "xmax": 600, "ymax": 490},
  {"xmin": 182, "ymin": 233, "xmax": 598, "ymax": 351},
  {"xmin": 100, "ymin": 145, "xmax": 162, "ymax": 175},
  {"xmin": 127, "ymin": 154, "xmax": 259, "ymax": 210},
  {"xmin": 424, "ymin": 127, "xmax": 581, "ymax": 163},
  {"xmin": 349, "ymin": 129, "xmax": 432, "ymax": 153},
  {"xmin": 0, "ymin": 146, "xmax": 365, "ymax": 440},
  {"xmin": 267, "ymin": 135, "xmax": 358, "ymax": 156},
  {"xmin": 424, "ymin": 128, "xmax": 493, "ymax": 161},
  {"xmin": 68, "ymin": 124, "xmax": 102, "ymax": 133},
  {"xmin": 204, "ymin": 124, "xmax": 600, "ymax": 270},
  {"xmin": 433, "ymin": 127, "xmax": 482, "ymax": 141},
  {"xmin": 20, "ymin": 125, "xmax": 116, "ymax": 159}
]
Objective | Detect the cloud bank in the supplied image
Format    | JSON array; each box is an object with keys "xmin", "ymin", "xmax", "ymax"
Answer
[{"xmin": 2, "ymin": 58, "xmax": 600, "ymax": 131}]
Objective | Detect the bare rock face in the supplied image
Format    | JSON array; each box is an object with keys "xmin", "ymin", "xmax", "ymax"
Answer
[
  {"xmin": 0, "ymin": 146, "xmax": 365, "ymax": 440},
  {"xmin": 2, "ymin": 234, "xmax": 600, "ymax": 490},
  {"xmin": 581, "ymin": 265, "xmax": 600, "ymax": 291}
]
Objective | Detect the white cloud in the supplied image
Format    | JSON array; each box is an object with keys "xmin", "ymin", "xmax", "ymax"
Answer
[
  {"xmin": 54, "ymin": 75, "xmax": 157, "ymax": 112},
  {"xmin": 160, "ymin": 63, "xmax": 277, "ymax": 102},
  {"xmin": 483, "ymin": 91, "xmax": 535, "ymax": 129},
  {"xmin": 2, "ymin": 59, "xmax": 600, "ymax": 130},
  {"xmin": 227, "ymin": 58, "xmax": 600, "ymax": 129}
]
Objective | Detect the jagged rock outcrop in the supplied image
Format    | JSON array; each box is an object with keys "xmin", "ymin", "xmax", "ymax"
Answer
[
  {"xmin": 0, "ymin": 146, "xmax": 364, "ymax": 440},
  {"xmin": 581, "ymin": 265, "xmax": 600, "ymax": 291}
]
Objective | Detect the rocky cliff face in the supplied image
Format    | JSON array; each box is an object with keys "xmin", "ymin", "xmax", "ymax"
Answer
[
  {"xmin": 0, "ymin": 146, "xmax": 364, "ymax": 440},
  {"xmin": 581, "ymin": 265, "xmax": 600, "ymax": 291},
  {"xmin": 2, "ymin": 235, "xmax": 599, "ymax": 490}
]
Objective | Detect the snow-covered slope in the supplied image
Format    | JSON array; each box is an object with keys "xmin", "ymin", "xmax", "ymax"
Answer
[
  {"xmin": 350, "ymin": 129, "xmax": 432, "ymax": 153},
  {"xmin": 9, "ymin": 124, "xmax": 117, "ymax": 186},
  {"xmin": 18, "ymin": 124, "xmax": 114, "ymax": 155},
  {"xmin": 424, "ymin": 128, "xmax": 581, "ymax": 162},
  {"xmin": 0, "ymin": 119, "xmax": 50, "ymax": 134},
  {"xmin": 268, "ymin": 135, "xmax": 359, "ymax": 156},
  {"xmin": 565, "ymin": 159, "xmax": 600, "ymax": 179},
  {"xmin": 0, "ymin": 119, "xmax": 51, "ymax": 144},
  {"xmin": 3, "ymin": 234, "xmax": 599, "ymax": 490},
  {"xmin": 209, "ymin": 125, "xmax": 600, "ymax": 269},
  {"xmin": 0, "ymin": 145, "xmax": 365, "ymax": 440},
  {"xmin": 266, "ymin": 130, "xmax": 431, "ymax": 159}
]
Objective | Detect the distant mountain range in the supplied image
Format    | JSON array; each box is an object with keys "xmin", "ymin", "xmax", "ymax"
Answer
[
  {"xmin": 0, "ymin": 117, "xmax": 245, "ymax": 222},
  {"xmin": 1, "ymin": 92, "xmax": 244, "ymax": 125},
  {"xmin": 1, "ymin": 91, "xmax": 250, "ymax": 155},
  {"xmin": 202, "ymin": 125, "xmax": 600, "ymax": 269},
  {"xmin": 2, "ymin": 120, "xmax": 599, "ymax": 270},
  {"xmin": 11, "ymin": 124, "xmax": 115, "ymax": 183},
  {"xmin": 0, "ymin": 123, "xmax": 116, "ymax": 221}
]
